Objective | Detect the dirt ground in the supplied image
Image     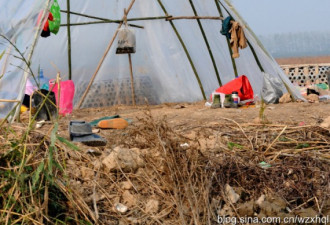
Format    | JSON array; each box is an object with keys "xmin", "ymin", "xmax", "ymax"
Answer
[{"xmin": 58, "ymin": 101, "xmax": 330, "ymax": 139}]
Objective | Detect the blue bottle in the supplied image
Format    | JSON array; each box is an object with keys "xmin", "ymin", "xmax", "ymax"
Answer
[{"xmin": 39, "ymin": 69, "xmax": 50, "ymax": 90}]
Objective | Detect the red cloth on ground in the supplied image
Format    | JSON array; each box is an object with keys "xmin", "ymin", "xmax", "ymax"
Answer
[{"xmin": 213, "ymin": 75, "xmax": 254, "ymax": 101}]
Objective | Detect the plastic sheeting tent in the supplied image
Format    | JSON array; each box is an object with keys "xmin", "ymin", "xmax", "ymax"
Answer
[
  {"xmin": 0, "ymin": 0, "xmax": 302, "ymax": 119},
  {"xmin": 0, "ymin": 0, "xmax": 51, "ymax": 118}
]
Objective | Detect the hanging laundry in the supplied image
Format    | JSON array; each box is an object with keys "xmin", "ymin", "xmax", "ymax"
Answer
[
  {"xmin": 37, "ymin": 11, "xmax": 53, "ymax": 38},
  {"xmin": 220, "ymin": 16, "xmax": 233, "ymax": 39},
  {"xmin": 49, "ymin": 0, "xmax": 61, "ymax": 34},
  {"xmin": 229, "ymin": 21, "xmax": 247, "ymax": 58}
]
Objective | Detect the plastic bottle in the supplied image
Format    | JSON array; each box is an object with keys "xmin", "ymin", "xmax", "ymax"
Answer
[
  {"xmin": 39, "ymin": 69, "xmax": 50, "ymax": 90},
  {"xmin": 231, "ymin": 91, "xmax": 239, "ymax": 108}
]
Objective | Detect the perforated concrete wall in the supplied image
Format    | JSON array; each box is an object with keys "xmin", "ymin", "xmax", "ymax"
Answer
[{"xmin": 281, "ymin": 64, "xmax": 330, "ymax": 87}]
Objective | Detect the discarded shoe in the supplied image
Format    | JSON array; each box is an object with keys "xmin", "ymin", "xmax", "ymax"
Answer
[
  {"xmin": 71, "ymin": 133, "xmax": 107, "ymax": 147},
  {"xmin": 70, "ymin": 120, "xmax": 93, "ymax": 139},
  {"xmin": 69, "ymin": 120, "xmax": 107, "ymax": 146},
  {"xmin": 98, "ymin": 118, "xmax": 128, "ymax": 129},
  {"xmin": 89, "ymin": 115, "xmax": 121, "ymax": 127},
  {"xmin": 211, "ymin": 93, "xmax": 221, "ymax": 109}
]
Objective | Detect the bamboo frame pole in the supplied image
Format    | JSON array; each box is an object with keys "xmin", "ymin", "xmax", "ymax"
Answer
[
  {"xmin": 167, "ymin": 16, "xmax": 224, "ymax": 20},
  {"xmin": 214, "ymin": 0, "xmax": 238, "ymax": 77},
  {"xmin": 67, "ymin": 0, "xmax": 72, "ymax": 80},
  {"xmin": 12, "ymin": 0, "xmax": 52, "ymax": 122},
  {"xmin": 59, "ymin": 15, "xmax": 226, "ymax": 29},
  {"xmin": 77, "ymin": 0, "xmax": 136, "ymax": 109},
  {"xmin": 0, "ymin": 99, "xmax": 21, "ymax": 103},
  {"xmin": 156, "ymin": 0, "xmax": 206, "ymax": 100},
  {"xmin": 60, "ymin": 10, "xmax": 223, "ymax": 23},
  {"xmin": 188, "ymin": 0, "xmax": 222, "ymax": 86},
  {"xmin": 0, "ymin": 45, "xmax": 13, "ymax": 80},
  {"xmin": 60, "ymin": 21, "xmax": 144, "ymax": 29}
]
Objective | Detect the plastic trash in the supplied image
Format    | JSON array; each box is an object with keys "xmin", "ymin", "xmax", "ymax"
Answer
[
  {"xmin": 115, "ymin": 203, "xmax": 128, "ymax": 213},
  {"xmin": 315, "ymin": 83, "xmax": 329, "ymax": 90},
  {"xmin": 49, "ymin": 79, "xmax": 75, "ymax": 116},
  {"xmin": 25, "ymin": 78, "xmax": 37, "ymax": 95},
  {"xmin": 259, "ymin": 161, "xmax": 271, "ymax": 169},
  {"xmin": 180, "ymin": 143, "xmax": 189, "ymax": 147},
  {"xmin": 261, "ymin": 72, "xmax": 284, "ymax": 104}
]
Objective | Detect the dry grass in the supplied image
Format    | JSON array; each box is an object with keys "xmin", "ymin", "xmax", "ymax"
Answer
[{"xmin": 1, "ymin": 107, "xmax": 329, "ymax": 224}]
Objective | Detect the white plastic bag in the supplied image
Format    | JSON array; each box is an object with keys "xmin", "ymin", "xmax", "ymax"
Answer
[
  {"xmin": 261, "ymin": 72, "xmax": 284, "ymax": 104},
  {"xmin": 116, "ymin": 27, "xmax": 136, "ymax": 54}
]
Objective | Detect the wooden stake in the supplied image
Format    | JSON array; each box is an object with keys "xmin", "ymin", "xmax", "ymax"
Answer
[
  {"xmin": 77, "ymin": 0, "xmax": 136, "ymax": 109},
  {"xmin": 56, "ymin": 72, "xmax": 61, "ymax": 116},
  {"xmin": 128, "ymin": 54, "xmax": 136, "ymax": 106},
  {"xmin": 123, "ymin": 8, "xmax": 136, "ymax": 106}
]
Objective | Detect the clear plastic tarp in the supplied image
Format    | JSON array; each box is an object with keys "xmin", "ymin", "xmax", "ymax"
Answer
[
  {"xmin": 0, "ymin": 0, "xmax": 49, "ymax": 118},
  {"xmin": 0, "ymin": 0, "xmax": 302, "ymax": 117}
]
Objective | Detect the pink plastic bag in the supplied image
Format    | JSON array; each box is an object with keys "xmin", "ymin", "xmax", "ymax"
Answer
[{"xmin": 49, "ymin": 79, "xmax": 75, "ymax": 115}]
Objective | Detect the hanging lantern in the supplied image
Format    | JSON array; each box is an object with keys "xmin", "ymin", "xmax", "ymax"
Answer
[{"xmin": 116, "ymin": 27, "xmax": 136, "ymax": 54}]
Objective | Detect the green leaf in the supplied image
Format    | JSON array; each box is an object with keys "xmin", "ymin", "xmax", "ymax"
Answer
[
  {"xmin": 296, "ymin": 143, "xmax": 310, "ymax": 149},
  {"xmin": 279, "ymin": 136, "xmax": 289, "ymax": 142},
  {"xmin": 32, "ymin": 161, "xmax": 44, "ymax": 188},
  {"xmin": 48, "ymin": 123, "xmax": 58, "ymax": 176},
  {"xmin": 227, "ymin": 142, "xmax": 243, "ymax": 150},
  {"xmin": 53, "ymin": 160, "xmax": 64, "ymax": 172},
  {"xmin": 56, "ymin": 136, "xmax": 80, "ymax": 151}
]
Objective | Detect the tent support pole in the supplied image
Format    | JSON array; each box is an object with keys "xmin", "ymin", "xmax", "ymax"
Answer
[
  {"xmin": 67, "ymin": 0, "xmax": 72, "ymax": 80},
  {"xmin": 156, "ymin": 0, "xmax": 206, "ymax": 100},
  {"xmin": 12, "ymin": 0, "xmax": 52, "ymax": 122},
  {"xmin": 218, "ymin": 0, "xmax": 264, "ymax": 72},
  {"xmin": 247, "ymin": 40, "xmax": 264, "ymax": 72},
  {"xmin": 76, "ymin": 0, "xmax": 136, "ymax": 109},
  {"xmin": 188, "ymin": 0, "xmax": 222, "ymax": 86},
  {"xmin": 214, "ymin": 0, "xmax": 238, "ymax": 78}
]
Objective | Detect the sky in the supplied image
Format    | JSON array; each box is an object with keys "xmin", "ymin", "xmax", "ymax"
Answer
[{"xmin": 230, "ymin": 0, "xmax": 330, "ymax": 36}]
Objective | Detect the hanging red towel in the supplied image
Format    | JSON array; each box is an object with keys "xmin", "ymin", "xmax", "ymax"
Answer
[
  {"xmin": 213, "ymin": 75, "xmax": 254, "ymax": 101},
  {"xmin": 37, "ymin": 11, "xmax": 53, "ymax": 31}
]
